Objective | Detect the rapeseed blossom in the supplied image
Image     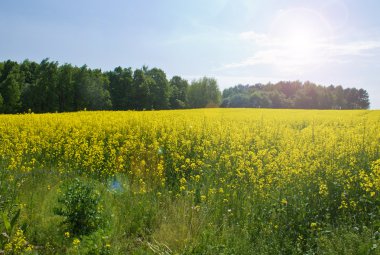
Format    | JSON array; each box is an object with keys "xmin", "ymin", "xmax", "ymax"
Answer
[{"xmin": 1, "ymin": 109, "xmax": 379, "ymax": 238}]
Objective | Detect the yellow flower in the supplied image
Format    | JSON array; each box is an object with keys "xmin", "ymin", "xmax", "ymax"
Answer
[
  {"xmin": 64, "ymin": 232, "xmax": 70, "ymax": 238},
  {"xmin": 73, "ymin": 238, "xmax": 81, "ymax": 246},
  {"xmin": 25, "ymin": 244, "xmax": 33, "ymax": 251},
  {"xmin": 319, "ymin": 183, "xmax": 328, "ymax": 196},
  {"xmin": 180, "ymin": 177, "xmax": 187, "ymax": 185}
]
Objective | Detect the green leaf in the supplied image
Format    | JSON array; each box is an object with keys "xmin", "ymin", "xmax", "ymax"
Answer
[
  {"xmin": 2, "ymin": 213, "xmax": 11, "ymax": 233},
  {"xmin": 10, "ymin": 209, "xmax": 20, "ymax": 230}
]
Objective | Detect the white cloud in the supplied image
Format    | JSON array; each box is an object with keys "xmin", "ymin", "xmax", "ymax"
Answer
[
  {"xmin": 238, "ymin": 31, "xmax": 268, "ymax": 43},
  {"xmin": 326, "ymin": 41, "xmax": 380, "ymax": 56},
  {"xmin": 225, "ymin": 30, "xmax": 380, "ymax": 73},
  {"xmin": 223, "ymin": 49, "xmax": 279, "ymax": 68}
]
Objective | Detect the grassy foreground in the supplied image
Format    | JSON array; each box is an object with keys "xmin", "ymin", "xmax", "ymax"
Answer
[{"xmin": 1, "ymin": 109, "xmax": 380, "ymax": 254}]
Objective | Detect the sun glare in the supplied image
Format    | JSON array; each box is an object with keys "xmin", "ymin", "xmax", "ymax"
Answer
[
  {"xmin": 269, "ymin": 8, "xmax": 333, "ymax": 72},
  {"xmin": 286, "ymin": 30, "xmax": 315, "ymax": 51}
]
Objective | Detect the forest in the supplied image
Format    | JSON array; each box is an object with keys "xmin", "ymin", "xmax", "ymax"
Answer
[
  {"xmin": 221, "ymin": 82, "xmax": 370, "ymax": 109},
  {"xmin": 0, "ymin": 59, "xmax": 370, "ymax": 113}
]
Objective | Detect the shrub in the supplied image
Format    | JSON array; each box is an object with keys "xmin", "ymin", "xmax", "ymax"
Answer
[{"xmin": 54, "ymin": 178, "xmax": 102, "ymax": 236}]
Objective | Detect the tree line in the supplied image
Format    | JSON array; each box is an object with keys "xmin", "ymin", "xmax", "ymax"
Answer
[
  {"xmin": 0, "ymin": 59, "xmax": 370, "ymax": 113},
  {"xmin": 221, "ymin": 81, "xmax": 370, "ymax": 109},
  {"xmin": 0, "ymin": 59, "xmax": 221, "ymax": 113}
]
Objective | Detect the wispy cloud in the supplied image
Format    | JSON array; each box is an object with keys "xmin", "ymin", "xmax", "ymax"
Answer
[
  {"xmin": 326, "ymin": 41, "xmax": 380, "ymax": 56},
  {"xmin": 222, "ymin": 30, "xmax": 380, "ymax": 72},
  {"xmin": 223, "ymin": 49, "xmax": 279, "ymax": 68},
  {"xmin": 239, "ymin": 31, "xmax": 268, "ymax": 43}
]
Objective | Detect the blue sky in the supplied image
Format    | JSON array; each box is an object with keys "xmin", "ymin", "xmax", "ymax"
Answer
[{"xmin": 1, "ymin": 0, "xmax": 380, "ymax": 108}]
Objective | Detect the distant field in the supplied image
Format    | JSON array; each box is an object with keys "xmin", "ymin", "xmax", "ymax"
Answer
[{"xmin": 1, "ymin": 109, "xmax": 380, "ymax": 254}]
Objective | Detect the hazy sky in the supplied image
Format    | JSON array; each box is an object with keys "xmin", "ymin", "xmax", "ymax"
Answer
[{"xmin": 1, "ymin": 0, "xmax": 380, "ymax": 108}]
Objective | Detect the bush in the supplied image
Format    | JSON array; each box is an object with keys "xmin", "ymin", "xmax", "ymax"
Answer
[{"xmin": 54, "ymin": 178, "xmax": 102, "ymax": 236}]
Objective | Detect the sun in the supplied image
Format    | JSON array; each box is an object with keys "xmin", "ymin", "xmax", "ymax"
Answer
[
  {"xmin": 282, "ymin": 26, "xmax": 321, "ymax": 63},
  {"xmin": 269, "ymin": 8, "xmax": 333, "ymax": 72}
]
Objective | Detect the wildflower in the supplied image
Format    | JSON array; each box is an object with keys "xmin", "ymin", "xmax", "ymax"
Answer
[
  {"xmin": 192, "ymin": 205, "xmax": 201, "ymax": 211},
  {"xmin": 4, "ymin": 229, "xmax": 29, "ymax": 254},
  {"xmin": 25, "ymin": 244, "xmax": 33, "ymax": 252},
  {"xmin": 73, "ymin": 238, "xmax": 81, "ymax": 246},
  {"xmin": 180, "ymin": 177, "xmax": 187, "ymax": 185},
  {"xmin": 339, "ymin": 200, "xmax": 347, "ymax": 209},
  {"xmin": 319, "ymin": 183, "xmax": 328, "ymax": 196}
]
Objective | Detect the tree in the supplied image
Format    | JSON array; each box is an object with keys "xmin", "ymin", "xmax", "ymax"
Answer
[
  {"xmin": 0, "ymin": 61, "xmax": 24, "ymax": 113},
  {"xmin": 169, "ymin": 76, "xmax": 188, "ymax": 109},
  {"xmin": 229, "ymin": 93, "xmax": 250, "ymax": 108},
  {"xmin": 132, "ymin": 68, "xmax": 154, "ymax": 110},
  {"xmin": 303, "ymin": 81, "xmax": 318, "ymax": 108},
  {"xmin": 344, "ymin": 88, "xmax": 358, "ymax": 109},
  {"xmin": 357, "ymin": 88, "xmax": 370, "ymax": 109},
  {"xmin": 317, "ymin": 87, "xmax": 333, "ymax": 109},
  {"xmin": 294, "ymin": 88, "xmax": 314, "ymax": 109},
  {"xmin": 20, "ymin": 60, "xmax": 39, "ymax": 112},
  {"xmin": 74, "ymin": 66, "xmax": 112, "ymax": 110},
  {"xmin": 74, "ymin": 65, "xmax": 89, "ymax": 110},
  {"xmin": 0, "ymin": 59, "xmax": 372, "ymax": 112},
  {"xmin": 221, "ymin": 81, "xmax": 370, "ymax": 109},
  {"xmin": 220, "ymin": 98, "xmax": 230, "ymax": 108},
  {"xmin": 249, "ymin": 91, "xmax": 271, "ymax": 108},
  {"xmin": 333, "ymin": 85, "xmax": 347, "ymax": 109},
  {"xmin": 188, "ymin": 77, "xmax": 221, "ymax": 108},
  {"xmin": 276, "ymin": 81, "xmax": 302, "ymax": 98},
  {"xmin": 28, "ymin": 59, "xmax": 59, "ymax": 112},
  {"xmin": 0, "ymin": 93, "xmax": 3, "ymax": 112},
  {"xmin": 86, "ymin": 69, "xmax": 112, "ymax": 110},
  {"xmin": 147, "ymin": 68, "xmax": 170, "ymax": 109},
  {"xmin": 57, "ymin": 64, "xmax": 75, "ymax": 112},
  {"xmin": 107, "ymin": 67, "xmax": 133, "ymax": 110},
  {"xmin": 267, "ymin": 90, "xmax": 289, "ymax": 108}
]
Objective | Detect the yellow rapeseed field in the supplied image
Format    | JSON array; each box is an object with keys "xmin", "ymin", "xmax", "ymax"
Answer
[
  {"xmin": 1, "ymin": 109, "xmax": 380, "ymax": 253},
  {"xmin": 1, "ymin": 109, "xmax": 379, "ymax": 195}
]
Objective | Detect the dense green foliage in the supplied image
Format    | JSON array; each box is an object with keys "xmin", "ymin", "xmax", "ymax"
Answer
[
  {"xmin": 222, "ymin": 82, "xmax": 370, "ymax": 109},
  {"xmin": 0, "ymin": 59, "xmax": 370, "ymax": 113},
  {"xmin": 188, "ymin": 77, "xmax": 221, "ymax": 108},
  {"xmin": 0, "ymin": 59, "xmax": 221, "ymax": 113},
  {"xmin": 54, "ymin": 179, "xmax": 102, "ymax": 236}
]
